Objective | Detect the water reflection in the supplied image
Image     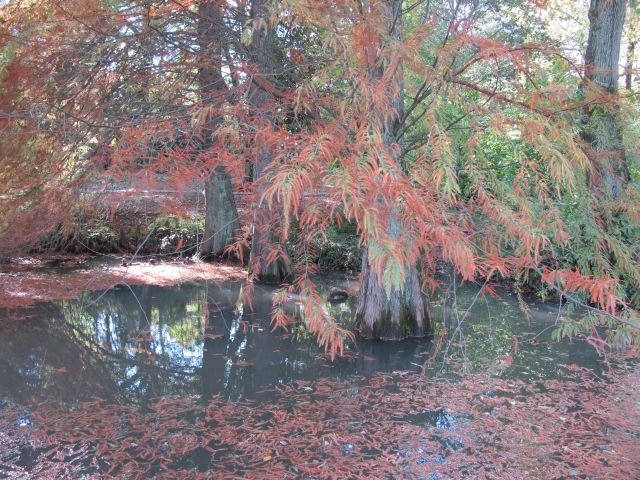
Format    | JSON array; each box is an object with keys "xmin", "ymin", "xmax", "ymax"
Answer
[
  {"xmin": 0, "ymin": 278, "xmax": 603, "ymax": 406},
  {"xmin": 200, "ymin": 282, "xmax": 331, "ymax": 401}
]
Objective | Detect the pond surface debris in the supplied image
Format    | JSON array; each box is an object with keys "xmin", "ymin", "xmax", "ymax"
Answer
[
  {"xmin": 0, "ymin": 268, "xmax": 638, "ymax": 478},
  {"xmin": 0, "ymin": 365, "xmax": 638, "ymax": 479}
]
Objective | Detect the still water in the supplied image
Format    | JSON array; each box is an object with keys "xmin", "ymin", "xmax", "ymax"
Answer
[{"xmin": 0, "ymin": 276, "xmax": 602, "ymax": 407}]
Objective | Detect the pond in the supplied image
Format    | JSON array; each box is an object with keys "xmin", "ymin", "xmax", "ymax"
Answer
[{"xmin": 0, "ymin": 274, "xmax": 637, "ymax": 478}]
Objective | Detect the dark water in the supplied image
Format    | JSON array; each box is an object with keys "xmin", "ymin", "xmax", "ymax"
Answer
[{"xmin": 0, "ymin": 275, "xmax": 603, "ymax": 407}]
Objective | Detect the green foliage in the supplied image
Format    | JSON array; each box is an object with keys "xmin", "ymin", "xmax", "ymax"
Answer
[
  {"xmin": 551, "ymin": 317, "xmax": 584, "ymax": 342},
  {"xmin": 85, "ymin": 222, "xmax": 119, "ymax": 251},
  {"xmin": 314, "ymin": 223, "xmax": 362, "ymax": 272},
  {"xmin": 288, "ymin": 220, "xmax": 362, "ymax": 271},
  {"xmin": 148, "ymin": 215, "xmax": 204, "ymax": 254},
  {"xmin": 46, "ymin": 205, "xmax": 205, "ymax": 256}
]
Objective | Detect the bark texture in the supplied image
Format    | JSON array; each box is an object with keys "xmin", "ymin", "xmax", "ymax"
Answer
[
  {"xmin": 201, "ymin": 172, "xmax": 239, "ymax": 256},
  {"xmin": 355, "ymin": 0, "xmax": 429, "ymax": 340},
  {"xmin": 357, "ymin": 253, "xmax": 426, "ymax": 340},
  {"xmin": 583, "ymin": 0, "xmax": 630, "ymax": 199},
  {"xmin": 247, "ymin": 0, "xmax": 292, "ymax": 283},
  {"xmin": 585, "ymin": 0, "xmax": 627, "ymax": 92},
  {"xmin": 198, "ymin": 0, "xmax": 240, "ymax": 258}
]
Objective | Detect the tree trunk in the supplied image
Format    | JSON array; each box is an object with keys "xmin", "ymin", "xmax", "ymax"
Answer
[
  {"xmin": 355, "ymin": 0, "xmax": 429, "ymax": 340},
  {"xmin": 357, "ymin": 249, "xmax": 427, "ymax": 339},
  {"xmin": 583, "ymin": 0, "xmax": 629, "ymax": 198},
  {"xmin": 201, "ymin": 172, "xmax": 239, "ymax": 256},
  {"xmin": 585, "ymin": 0, "xmax": 627, "ymax": 92},
  {"xmin": 198, "ymin": 0, "xmax": 239, "ymax": 258},
  {"xmin": 247, "ymin": 0, "xmax": 292, "ymax": 283},
  {"xmin": 625, "ymin": 40, "xmax": 635, "ymax": 89},
  {"xmin": 625, "ymin": 0, "xmax": 637, "ymax": 90}
]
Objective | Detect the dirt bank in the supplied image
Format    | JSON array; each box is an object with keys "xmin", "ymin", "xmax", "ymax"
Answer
[{"xmin": 0, "ymin": 255, "xmax": 246, "ymax": 308}]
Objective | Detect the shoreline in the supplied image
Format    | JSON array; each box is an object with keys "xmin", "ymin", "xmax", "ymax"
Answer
[{"xmin": 0, "ymin": 254, "xmax": 247, "ymax": 309}]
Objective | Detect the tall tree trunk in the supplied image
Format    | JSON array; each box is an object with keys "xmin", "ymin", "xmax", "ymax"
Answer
[
  {"xmin": 356, "ymin": 0, "xmax": 428, "ymax": 340},
  {"xmin": 198, "ymin": 0, "xmax": 239, "ymax": 258},
  {"xmin": 625, "ymin": 0, "xmax": 638, "ymax": 90},
  {"xmin": 585, "ymin": 0, "xmax": 627, "ymax": 92},
  {"xmin": 201, "ymin": 173, "xmax": 239, "ymax": 257},
  {"xmin": 625, "ymin": 40, "xmax": 635, "ymax": 89},
  {"xmin": 583, "ymin": 0, "xmax": 629, "ymax": 199},
  {"xmin": 247, "ymin": 0, "xmax": 292, "ymax": 283}
]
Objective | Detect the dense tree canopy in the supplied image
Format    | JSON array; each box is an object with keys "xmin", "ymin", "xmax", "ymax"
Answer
[{"xmin": 1, "ymin": 0, "xmax": 639, "ymax": 354}]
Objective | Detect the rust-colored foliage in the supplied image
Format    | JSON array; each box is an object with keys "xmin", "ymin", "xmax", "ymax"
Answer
[
  {"xmin": 1, "ymin": 0, "xmax": 638, "ymax": 349},
  {"xmin": 0, "ymin": 364, "xmax": 638, "ymax": 478}
]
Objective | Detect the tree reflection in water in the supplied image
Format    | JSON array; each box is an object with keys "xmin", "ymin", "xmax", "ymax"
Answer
[
  {"xmin": 0, "ymin": 277, "xmax": 604, "ymax": 408},
  {"xmin": 0, "ymin": 277, "xmax": 427, "ymax": 405}
]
